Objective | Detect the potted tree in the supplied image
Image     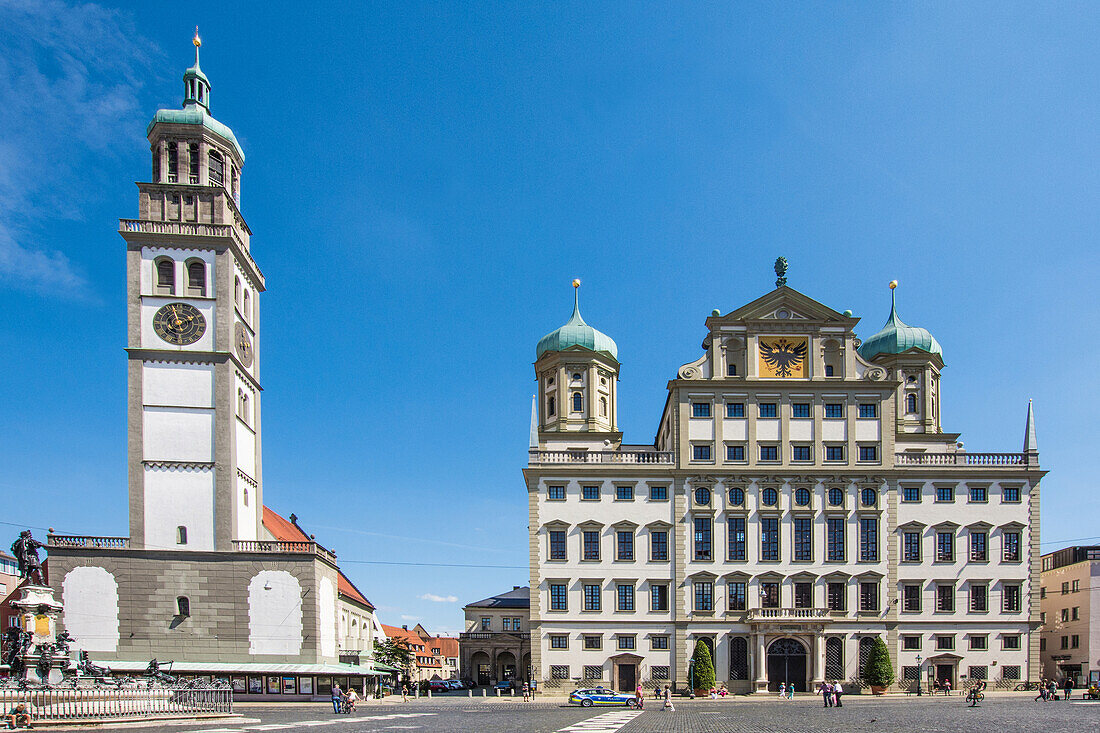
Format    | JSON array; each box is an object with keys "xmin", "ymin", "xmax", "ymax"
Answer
[
  {"xmin": 692, "ymin": 640, "xmax": 715, "ymax": 698},
  {"xmin": 863, "ymin": 637, "xmax": 894, "ymax": 694}
]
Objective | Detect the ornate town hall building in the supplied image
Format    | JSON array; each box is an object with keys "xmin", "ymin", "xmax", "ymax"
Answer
[{"xmin": 525, "ymin": 272, "xmax": 1044, "ymax": 694}]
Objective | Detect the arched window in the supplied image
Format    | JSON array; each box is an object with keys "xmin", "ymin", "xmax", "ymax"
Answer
[
  {"xmin": 208, "ymin": 150, "xmax": 225, "ymax": 188},
  {"xmin": 729, "ymin": 636, "xmax": 749, "ymax": 680},
  {"xmin": 176, "ymin": 596, "xmax": 190, "ymax": 617},
  {"xmin": 243, "ymin": 289, "xmax": 251, "ymax": 322},
  {"xmin": 547, "ymin": 396, "xmax": 555, "ymax": 417},
  {"xmin": 825, "ymin": 364, "xmax": 834, "ymax": 377},
  {"xmin": 727, "ymin": 363, "xmax": 738, "ymax": 377},
  {"xmin": 176, "ymin": 526, "xmax": 188, "ymax": 545},
  {"xmin": 238, "ymin": 389, "xmax": 250, "ymax": 422},
  {"xmin": 825, "ymin": 637, "xmax": 844, "ymax": 680},
  {"xmin": 232, "ymin": 167, "xmax": 240, "ymax": 203},
  {"xmin": 906, "ymin": 393, "xmax": 918, "ymax": 414},
  {"xmin": 572, "ymin": 392, "xmax": 583, "ymax": 413},
  {"xmin": 186, "ymin": 259, "xmax": 206, "ymax": 297},
  {"xmin": 599, "ymin": 397, "xmax": 608, "ymax": 417},
  {"xmin": 155, "ymin": 258, "xmax": 175, "ymax": 295},
  {"xmin": 188, "ymin": 143, "xmax": 200, "ymax": 184},
  {"xmin": 242, "ymin": 488, "xmax": 248, "ymax": 506},
  {"xmin": 235, "ymin": 277, "xmax": 242, "ymax": 307},
  {"xmin": 167, "ymin": 142, "xmax": 179, "ymax": 183},
  {"xmin": 859, "ymin": 636, "xmax": 877, "ymax": 680}
]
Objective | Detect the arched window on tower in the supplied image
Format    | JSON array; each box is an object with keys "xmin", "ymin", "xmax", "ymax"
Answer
[
  {"xmin": 155, "ymin": 258, "xmax": 175, "ymax": 295},
  {"xmin": 176, "ymin": 526, "xmax": 188, "ymax": 545},
  {"xmin": 186, "ymin": 259, "xmax": 206, "ymax": 297},
  {"xmin": 600, "ymin": 397, "xmax": 607, "ymax": 417},
  {"xmin": 823, "ymin": 339, "xmax": 842, "ymax": 378},
  {"xmin": 188, "ymin": 143, "xmax": 200, "ymax": 184},
  {"xmin": 243, "ymin": 289, "xmax": 251, "ymax": 322},
  {"xmin": 547, "ymin": 396, "xmax": 555, "ymax": 418},
  {"xmin": 572, "ymin": 392, "xmax": 583, "ymax": 413},
  {"xmin": 176, "ymin": 596, "xmax": 190, "ymax": 617},
  {"xmin": 238, "ymin": 389, "xmax": 250, "ymax": 423},
  {"xmin": 208, "ymin": 150, "xmax": 225, "ymax": 188},
  {"xmin": 906, "ymin": 393, "xmax": 918, "ymax": 414},
  {"xmin": 167, "ymin": 142, "xmax": 179, "ymax": 183},
  {"xmin": 231, "ymin": 166, "xmax": 240, "ymax": 203},
  {"xmin": 235, "ymin": 277, "xmax": 242, "ymax": 307}
]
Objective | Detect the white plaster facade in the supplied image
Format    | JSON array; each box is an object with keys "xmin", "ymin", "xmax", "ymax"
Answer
[{"xmin": 526, "ymin": 284, "xmax": 1044, "ymax": 694}]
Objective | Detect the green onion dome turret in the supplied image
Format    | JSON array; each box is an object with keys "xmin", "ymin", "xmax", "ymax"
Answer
[
  {"xmin": 536, "ymin": 281, "xmax": 618, "ymax": 361},
  {"xmin": 858, "ymin": 281, "xmax": 942, "ymax": 361}
]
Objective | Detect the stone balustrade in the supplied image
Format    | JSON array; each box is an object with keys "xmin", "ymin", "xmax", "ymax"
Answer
[
  {"xmin": 745, "ymin": 607, "xmax": 830, "ymax": 622},
  {"xmin": 232, "ymin": 539, "xmax": 337, "ymax": 562},
  {"xmin": 528, "ymin": 450, "xmax": 674, "ymax": 465},
  {"xmin": 894, "ymin": 452, "xmax": 1032, "ymax": 466},
  {"xmin": 48, "ymin": 535, "xmax": 130, "ymax": 549}
]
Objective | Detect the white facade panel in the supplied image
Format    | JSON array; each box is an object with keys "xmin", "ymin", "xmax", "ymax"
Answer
[
  {"xmin": 61, "ymin": 567, "xmax": 120, "ymax": 653},
  {"xmin": 756, "ymin": 419, "xmax": 781, "ymax": 441},
  {"xmin": 236, "ymin": 474, "xmax": 258, "ymax": 542},
  {"xmin": 788, "ymin": 419, "xmax": 814, "ymax": 442},
  {"xmin": 143, "ymin": 465, "xmax": 215, "ymax": 551},
  {"xmin": 143, "ymin": 362, "xmax": 214, "ymax": 408},
  {"xmin": 687, "ymin": 418, "xmax": 714, "ymax": 441},
  {"xmin": 821, "ymin": 419, "xmax": 847, "ymax": 442},
  {"xmin": 235, "ymin": 419, "xmax": 256, "ymax": 478},
  {"xmin": 248, "ymin": 571, "xmax": 303, "ymax": 655},
  {"xmin": 722, "ymin": 420, "xmax": 748, "ymax": 441},
  {"xmin": 854, "ymin": 419, "xmax": 881, "ymax": 442},
  {"xmin": 319, "ymin": 576, "xmax": 338, "ymax": 659},
  {"xmin": 143, "ymin": 407, "xmax": 214, "ymax": 462}
]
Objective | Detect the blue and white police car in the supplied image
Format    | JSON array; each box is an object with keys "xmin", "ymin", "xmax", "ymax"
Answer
[{"xmin": 568, "ymin": 687, "xmax": 639, "ymax": 708}]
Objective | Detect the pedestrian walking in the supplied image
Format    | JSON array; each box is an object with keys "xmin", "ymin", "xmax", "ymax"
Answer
[
  {"xmin": 1063, "ymin": 677, "xmax": 1074, "ymax": 701},
  {"xmin": 1035, "ymin": 680, "xmax": 1048, "ymax": 702},
  {"xmin": 522, "ymin": 682, "xmax": 530, "ymax": 702},
  {"xmin": 778, "ymin": 682, "xmax": 786, "ymax": 700},
  {"xmin": 635, "ymin": 683, "xmax": 644, "ymax": 710},
  {"xmin": 834, "ymin": 680, "xmax": 844, "ymax": 707},
  {"xmin": 401, "ymin": 684, "xmax": 409, "ymax": 703},
  {"xmin": 942, "ymin": 678, "xmax": 951, "ymax": 696},
  {"xmin": 331, "ymin": 683, "xmax": 343, "ymax": 714},
  {"xmin": 663, "ymin": 685, "xmax": 675, "ymax": 711},
  {"xmin": 1048, "ymin": 680, "xmax": 1057, "ymax": 701},
  {"xmin": 821, "ymin": 681, "xmax": 833, "ymax": 707},
  {"xmin": 345, "ymin": 687, "xmax": 359, "ymax": 713}
]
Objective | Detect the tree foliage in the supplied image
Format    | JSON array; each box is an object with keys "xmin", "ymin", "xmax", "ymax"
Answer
[
  {"xmin": 862, "ymin": 637, "xmax": 894, "ymax": 687},
  {"xmin": 374, "ymin": 637, "xmax": 413, "ymax": 673},
  {"xmin": 692, "ymin": 640, "xmax": 716, "ymax": 690}
]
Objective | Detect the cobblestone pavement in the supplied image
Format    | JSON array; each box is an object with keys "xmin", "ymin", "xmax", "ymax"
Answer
[{"xmin": 93, "ymin": 695, "xmax": 1100, "ymax": 733}]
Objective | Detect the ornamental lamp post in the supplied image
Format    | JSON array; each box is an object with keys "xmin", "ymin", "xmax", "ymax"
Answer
[{"xmin": 915, "ymin": 655, "xmax": 923, "ymax": 696}]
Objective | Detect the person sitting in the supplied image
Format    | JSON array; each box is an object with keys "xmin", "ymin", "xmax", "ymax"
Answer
[{"xmin": 5, "ymin": 703, "xmax": 31, "ymax": 729}]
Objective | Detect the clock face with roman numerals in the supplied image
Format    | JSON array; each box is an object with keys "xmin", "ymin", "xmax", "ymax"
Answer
[{"xmin": 153, "ymin": 302, "xmax": 206, "ymax": 345}]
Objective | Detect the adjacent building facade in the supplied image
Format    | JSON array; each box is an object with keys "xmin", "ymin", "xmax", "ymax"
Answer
[
  {"xmin": 1039, "ymin": 545, "xmax": 1100, "ymax": 686},
  {"xmin": 459, "ymin": 587, "xmax": 531, "ymax": 686},
  {"xmin": 526, "ymin": 278, "xmax": 1045, "ymax": 694}
]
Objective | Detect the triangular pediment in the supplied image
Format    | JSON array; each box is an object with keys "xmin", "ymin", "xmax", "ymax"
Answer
[{"xmin": 715, "ymin": 287, "xmax": 856, "ymax": 325}]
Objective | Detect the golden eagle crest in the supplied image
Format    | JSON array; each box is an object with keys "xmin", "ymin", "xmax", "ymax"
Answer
[{"xmin": 759, "ymin": 338, "xmax": 808, "ymax": 378}]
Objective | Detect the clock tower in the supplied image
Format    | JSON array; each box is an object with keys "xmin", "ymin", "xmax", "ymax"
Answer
[{"xmin": 120, "ymin": 33, "xmax": 263, "ymax": 551}]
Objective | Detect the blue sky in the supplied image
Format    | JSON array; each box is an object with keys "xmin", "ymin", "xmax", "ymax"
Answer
[{"xmin": 2, "ymin": 1, "xmax": 1099, "ymax": 635}]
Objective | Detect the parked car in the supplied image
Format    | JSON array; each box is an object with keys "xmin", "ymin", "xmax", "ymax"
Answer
[
  {"xmin": 568, "ymin": 687, "xmax": 639, "ymax": 708},
  {"xmin": 444, "ymin": 680, "xmax": 463, "ymax": 690},
  {"xmin": 460, "ymin": 678, "xmax": 477, "ymax": 689},
  {"xmin": 428, "ymin": 680, "xmax": 450, "ymax": 693},
  {"xmin": 494, "ymin": 680, "xmax": 515, "ymax": 691}
]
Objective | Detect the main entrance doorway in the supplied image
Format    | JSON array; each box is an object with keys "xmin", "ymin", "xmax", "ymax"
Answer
[
  {"xmin": 935, "ymin": 664, "xmax": 954, "ymax": 690},
  {"xmin": 767, "ymin": 638, "xmax": 808, "ymax": 692},
  {"xmin": 618, "ymin": 664, "xmax": 636, "ymax": 692}
]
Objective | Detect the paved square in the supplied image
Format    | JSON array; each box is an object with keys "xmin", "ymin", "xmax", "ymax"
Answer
[{"xmin": 119, "ymin": 695, "xmax": 1099, "ymax": 733}]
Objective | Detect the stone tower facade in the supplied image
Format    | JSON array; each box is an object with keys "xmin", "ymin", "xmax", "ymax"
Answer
[{"xmin": 119, "ymin": 34, "xmax": 264, "ymax": 551}]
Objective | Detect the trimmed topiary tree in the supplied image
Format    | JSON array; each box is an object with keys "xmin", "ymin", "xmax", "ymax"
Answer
[
  {"xmin": 862, "ymin": 637, "xmax": 895, "ymax": 689},
  {"xmin": 692, "ymin": 640, "xmax": 716, "ymax": 692}
]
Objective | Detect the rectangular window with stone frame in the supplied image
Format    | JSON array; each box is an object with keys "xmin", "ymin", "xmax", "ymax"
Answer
[
  {"xmin": 827, "ymin": 582, "xmax": 846, "ymax": 611},
  {"xmin": 583, "ymin": 635, "xmax": 602, "ymax": 650},
  {"xmin": 583, "ymin": 666, "xmax": 603, "ymax": 680},
  {"xmin": 1003, "ymin": 531, "xmax": 1021, "ymax": 562},
  {"xmin": 970, "ymin": 583, "xmax": 987, "ymax": 612},
  {"xmin": 551, "ymin": 665, "xmax": 569, "ymax": 679},
  {"xmin": 936, "ymin": 584, "xmax": 955, "ymax": 612},
  {"xmin": 651, "ymin": 530, "xmax": 668, "ymax": 561},
  {"xmin": 694, "ymin": 581, "xmax": 713, "ymax": 611},
  {"xmin": 794, "ymin": 582, "xmax": 812, "ymax": 609},
  {"xmin": 902, "ymin": 584, "xmax": 921, "ymax": 612},
  {"xmin": 728, "ymin": 581, "xmax": 747, "ymax": 611},
  {"xmin": 903, "ymin": 531, "xmax": 921, "ymax": 562},
  {"xmin": 860, "ymin": 581, "xmax": 879, "ymax": 612},
  {"xmin": 728, "ymin": 517, "xmax": 746, "ymax": 561},
  {"xmin": 761, "ymin": 517, "xmax": 780, "ymax": 561},
  {"xmin": 794, "ymin": 517, "xmax": 813, "ymax": 561},
  {"xmin": 616, "ymin": 531, "xmax": 634, "ymax": 561},
  {"xmin": 827, "ymin": 518, "xmax": 845, "ymax": 561}
]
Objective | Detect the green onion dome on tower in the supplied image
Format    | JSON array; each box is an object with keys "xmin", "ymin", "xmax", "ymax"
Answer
[
  {"xmin": 858, "ymin": 281, "xmax": 942, "ymax": 360},
  {"xmin": 148, "ymin": 29, "xmax": 244, "ymax": 161},
  {"xmin": 536, "ymin": 280, "xmax": 618, "ymax": 361}
]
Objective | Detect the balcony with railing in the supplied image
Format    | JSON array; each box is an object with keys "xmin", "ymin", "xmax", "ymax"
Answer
[
  {"xmin": 119, "ymin": 216, "xmax": 258, "ymax": 275},
  {"xmin": 232, "ymin": 540, "xmax": 337, "ymax": 563},
  {"xmin": 894, "ymin": 452, "xmax": 1034, "ymax": 467},
  {"xmin": 48, "ymin": 534, "xmax": 130, "ymax": 550},
  {"xmin": 745, "ymin": 607, "xmax": 831, "ymax": 622},
  {"xmin": 528, "ymin": 450, "xmax": 674, "ymax": 465}
]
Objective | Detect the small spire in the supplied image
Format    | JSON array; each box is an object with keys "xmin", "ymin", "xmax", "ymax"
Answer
[
  {"xmin": 529, "ymin": 395, "xmax": 539, "ymax": 449},
  {"xmin": 774, "ymin": 257, "xmax": 788, "ymax": 288},
  {"xmin": 1023, "ymin": 399, "xmax": 1038, "ymax": 454},
  {"xmin": 569, "ymin": 278, "xmax": 585, "ymax": 324},
  {"xmin": 193, "ymin": 26, "xmax": 202, "ymax": 66}
]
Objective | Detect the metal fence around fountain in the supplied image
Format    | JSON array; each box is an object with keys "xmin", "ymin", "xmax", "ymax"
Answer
[{"xmin": 0, "ymin": 686, "xmax": 233, "ymax": 721}]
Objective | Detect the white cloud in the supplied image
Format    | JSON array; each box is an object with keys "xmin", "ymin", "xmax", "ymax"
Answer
[
  {"xmin": 418, "ymin": 593, "xmax": 459, "ymax": 603},
  {"xmin": 0, "ymin": 0, "xmax": 159, "ymax": 297},
  {"xmin": 400, "ymin": 614, "xmax": 420, "ymax": 622}
]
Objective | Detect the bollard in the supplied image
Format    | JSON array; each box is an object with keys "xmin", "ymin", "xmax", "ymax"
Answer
[
  {"xmin": 415, "ymin": 687, "xmax": 420, "ymax": 698},
  {"xmin": 510, "ymin": 688, "xmax": 514, "ymax": 697},
  {"xmin": 496, "ymin": 687, "xmax": 500, "ymax": 697},
  {"xmin": 483, "ymin": 688, "xmax": 487, "ymax": 697},
  {"xmin": 428, "ymin": 689, "xmax": 432, "ymax": 698},
  {"xmin": 468, "ymin": 689, "xmax": 473, "ymax": 698}
]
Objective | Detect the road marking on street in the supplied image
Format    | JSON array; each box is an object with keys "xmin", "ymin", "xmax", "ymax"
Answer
[{"xmin": 557, "ymin": 710, "xmax": 644, "ymax": 732}]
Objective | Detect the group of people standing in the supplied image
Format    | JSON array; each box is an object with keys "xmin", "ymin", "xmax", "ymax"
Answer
[
  {"xmin": 329, "ymin": 683, "xmax": 360, "ymax": 713},
  {"xmin": 1035, "ymin": 678, "xmax": 1074, "ymax": 701},
  {"xmin": 818, "ymin": 680, "xmax": 844, "ymax": 707}
]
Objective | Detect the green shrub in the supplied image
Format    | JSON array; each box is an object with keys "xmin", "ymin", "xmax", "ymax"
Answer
[
  {"xmin": 862, "ymin": 637, "xmax": 895, "ymax": 687},
  {"xmin": 691, "ymin": 640, "xmax": 715, "ymax": 690}
]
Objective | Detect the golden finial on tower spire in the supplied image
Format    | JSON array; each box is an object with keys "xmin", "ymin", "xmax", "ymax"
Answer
[
  {"xmin": 572, "ymin": 278, "xmax": 581, "ymax": 289},
  {"xmin": 193, "ymin": 26, "xmax": 202, "ymax": 47},
  {"xmin": 889, "ymin": 279, "xmax": 898, "ymax": 290}
]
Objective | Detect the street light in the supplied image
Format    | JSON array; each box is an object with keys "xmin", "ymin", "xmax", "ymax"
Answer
[{"xmin": 915, "ymin": 655, "xmax": 923, "ymax": 696}]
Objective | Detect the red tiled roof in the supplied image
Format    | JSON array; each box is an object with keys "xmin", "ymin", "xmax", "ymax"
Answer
[
  {"xmin": 262, "ymin": 506, "xmax": 374, "ymax": 610},
  {"xmin": 428, "ymin": 636, "xmax": 459, "ymax": 657}
]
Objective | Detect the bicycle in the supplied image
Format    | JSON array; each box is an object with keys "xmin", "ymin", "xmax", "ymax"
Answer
[
  {"xmin": 1014, "ymin": 681, "xmax": 1040, "ymax": 692},
  {"xmin": 966, "ymin": 686, "xmax": 985, "ymax": 706}
]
